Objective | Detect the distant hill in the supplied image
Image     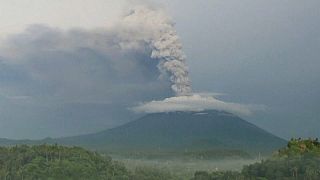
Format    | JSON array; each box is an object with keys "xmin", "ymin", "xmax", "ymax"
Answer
[
  {"xmin": 0, "ymin": 110, "xmax": 286, "ymax": 155},
  {"xmin": 55, "ymin": 110, "xmax": 286, "ymax": 154}
]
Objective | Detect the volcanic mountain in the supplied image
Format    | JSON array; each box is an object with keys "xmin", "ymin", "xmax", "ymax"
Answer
[
  {"xmin": 50, "ymin": 110, "xmax": 286, "ymax": 154},
  {"xmin": 0, "ymin": 110, "xmax": 286, "ymax": 155}
]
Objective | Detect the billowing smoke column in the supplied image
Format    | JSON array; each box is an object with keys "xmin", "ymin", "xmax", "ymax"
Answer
[
  {"xmin": 124, "ymin": 6, "xmax": 256, "ymax": 116},
  {"xmin": 120, "ymin": 6, "xmax": 192, "ymax": 96}
]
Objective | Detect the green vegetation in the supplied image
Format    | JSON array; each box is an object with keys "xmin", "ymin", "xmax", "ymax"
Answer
[
  {"xmin": 0, "ymin": 144, "xmax": 129, "ymax": 180},
  {"xmin": 1, "ymin": 138, "xmax": 319, "ymax": 180},
  {"xmin": 192, "ymin": 138, "xmax": 320, "ymax": 180},
  {"xmin": 131, "ymin": 167, "xmax": 178, "ymax": 180},
  {"xmin": 241, "ymin": 138, "xmax": 320, "ymax": 180},
  {"xmin": 277, "ymin": 138, "xmax": 320, "ymax": 158},
  {"xmin": 192, "ymin": 171, "xmax": 244, "ymax": 180},
  {"xmin": 0, "ymin": 144, "xmax": 184, "ymax": 180},
  {"xmin": 109, "ymin": 149, "xmax": 251, "ymax": 160},
  {"xmin": 241, "ymin": 156, "xmax": 320, "ymax": 180}
]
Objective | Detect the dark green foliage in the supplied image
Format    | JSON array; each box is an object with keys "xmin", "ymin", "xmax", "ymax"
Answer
[
  {"xmin": 111, "ymin": 149, "xmax": 251, "ymax": 160},
  {"xmin": 0, "ymin": 145, "xmax": 184, "ymax": 180},
  {"xmin": 242, "ymin": 138, "xmax": 320, "ymax": 179},
  {"xmin": 276, "ymin": 138, "xmax": 320, "ymax": 158},
  {"xmin": 242, "ymin": 156, "xmax": 320, "ymax": 180},
  {"xmin": 192, "ymin": 138, "xmax": 320, "ymax": 180},
  {"xmin": 130, "ymin": 167, "xmax": 176, "ymax": 180},
  {"xmin": 0, "ymin": 144, "xmax": 129, "ymax": 180}
]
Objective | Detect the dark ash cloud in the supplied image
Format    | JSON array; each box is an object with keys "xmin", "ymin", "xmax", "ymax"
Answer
[{"xmin": 0, "ymin": 24, "xmax": 173, "ymax": 139}]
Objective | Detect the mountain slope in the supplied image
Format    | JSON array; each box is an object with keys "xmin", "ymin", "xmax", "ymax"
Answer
[{"xmin": 55, "ymin": 110, "xmax": 286, "ymax": 154}]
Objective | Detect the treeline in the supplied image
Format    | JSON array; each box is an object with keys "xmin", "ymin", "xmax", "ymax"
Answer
[
  {"xmin": 0, "ymin": 144, "xmax": 182, "ymax": 180},
  {"xmin": 0, "ymin": 144, "xmax": 129, "ymax": 179},
  {"xmin": 111, "ymin": 149, "xmax": 251, "ymax": 160},
  {"xmin": 1, "ymin": 138, "xmax": 320, "ymax": 180},
  {"xmin": 192, "ymin": 138, "xmax": 320, "ymax": 180},
  {"xmin": 277, "ymin": 138, "xmax": 320, "ymax": 157},
  {"xmin": 193, "ymin": 156, "xmax": 320, "ymax": 180}
]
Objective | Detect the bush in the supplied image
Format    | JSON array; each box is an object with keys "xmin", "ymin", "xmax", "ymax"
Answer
[{"xmin": 0, "ymin": 144, "xmax": 130, "ymax": 180}]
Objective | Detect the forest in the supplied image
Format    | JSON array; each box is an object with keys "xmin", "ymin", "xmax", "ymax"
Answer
[
  {"xmin": 192, "ymin": 138, "xmax": 320, "ymax": 180},
  {"xmin": 0, "ymin": 144, "xmax": 129, "ymax": 179},
  {"xmin": 0, "ymin": 138, "xmax": 319, "ymax": 180},
  {"xmin": 0, "ymin": 144, "xmax": 180, "ymax": 180}
]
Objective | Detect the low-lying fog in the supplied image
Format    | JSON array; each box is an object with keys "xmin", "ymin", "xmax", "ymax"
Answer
[{"xmin": 113, "ymin": 157, "xmax": 259, "ymax": 177}]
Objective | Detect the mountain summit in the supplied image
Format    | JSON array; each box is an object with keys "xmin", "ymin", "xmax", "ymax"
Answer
[{"xmin": 56, "ymin": 110, "xmax": 286, "ymax": 154}]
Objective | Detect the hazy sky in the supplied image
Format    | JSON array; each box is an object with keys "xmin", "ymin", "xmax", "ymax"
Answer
[
  {"xmin": 0, "ymin": 0, "xmax": 126, "ymax": 36},
  {"xmin": 0, "ymin": 0, "xmax": 319, "ymax": 139}
]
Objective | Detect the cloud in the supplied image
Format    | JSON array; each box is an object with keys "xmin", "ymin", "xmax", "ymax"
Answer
[
  {"xmin": 0, "ymin": 24, "xmax": 173, "ymax": 104},
  {"xmin": 0, "ymin": 23, "xmax": 174, "ymax": 138},
  {"xmin": 0, "ymin": 4, "xmax": 194, "ymax": 138},
  {"xmin": 132, "ymin": 93, "xmax": 262, "ymax": 116},
  {"xmin": 0, "ymin": 4, "xmax": 191, "ymax": 103}
]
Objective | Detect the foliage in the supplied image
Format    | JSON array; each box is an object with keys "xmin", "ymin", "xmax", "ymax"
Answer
[
  {"xmin": 192, "ymin": 138, "xmax": 320, "ymax": 180},
  {"xmin": 111, "ymin": 149, "xmax": 251, "ymax": 160},
  {"xmin": 192, "ymin": 171, "xmax": 245, "ymax": 180},
  {"xmin": 242, "ymin": 138, "xmax": 320, "ymax": 180},
  {"xmin": 0, "ymin": 144, "xmax": 130, "ymax": 180},
  {"xmin": 276, "ymin": 138, "xmax": 320, "ymax": 158},
  {"xmin": 2, "ymin": 138, "xmax": 320, "ymax": 180},
  {"xmin": 242, "ymin": 156, "xmax": 320, "ymax": 180},
  {"xmin": 0, "ymin": 144, "xmax": 183, "ymax": 180},
  {"xmin": 130, "ymin": 167, "xmax": 178, "ymax": 180}
]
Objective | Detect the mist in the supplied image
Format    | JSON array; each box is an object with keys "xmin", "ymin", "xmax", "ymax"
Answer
[{"xmin": 0, "ymin": 0, "xmax": 319, "ymax": 140}]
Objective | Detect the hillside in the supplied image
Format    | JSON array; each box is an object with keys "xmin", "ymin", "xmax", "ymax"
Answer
[
  {"xmin": 54, "ymin": 110, "xmax": 286, "ymax": 154},
  {"xmin": 0, "ymin": 110, "xmax": 286, "ymax": 155},
  {"xmin": 192, "ymin": 138, "xmax": 320, "ymax": 179},
  {"xmin": 0, "ymin": 144, "xmax": 129, "ymax": 180},
  {"xmin": 0, "ymin": 144, "xmax": 179, "ymax": 180}
]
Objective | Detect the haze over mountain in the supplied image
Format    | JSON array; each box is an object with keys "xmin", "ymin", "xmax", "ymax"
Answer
[
  {"xmin": 0, "ymin": 0, "xmax": 319, "ymax": 140},
  {"xmin": 0, "ymin": 110, "xmax": 286, "ymax": 155}
]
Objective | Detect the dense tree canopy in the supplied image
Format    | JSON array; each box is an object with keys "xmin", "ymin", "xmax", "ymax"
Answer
[
  {"xmin": 0, "ymin": 144, "xmax": 183, "ymax": 180},
  {"xmin": 1, "ymin": 139, "xmax": 320, "ymax": 180},
  {"xmin": 192, "ymin": 138, "xmax": 320, "ymax": 180},
  {"xmin": 277, "ymin": 138, "xmax": 320, "ymax": 158},
  {"xmin": 0, "ymin": 144, "xmax": 129, "ymax": 180}
]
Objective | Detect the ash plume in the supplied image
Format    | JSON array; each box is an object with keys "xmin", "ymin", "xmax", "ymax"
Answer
[
  {"xmin": 125, "ymin": 5, "xmax": 261, "ymax": 115},
  {"xmin": 0, "ymin": 4, "xmax": 256, "ymax": 117},
  {"xmin": 118, "ymin": 5, "xmax": 192, "ymax": 96}
]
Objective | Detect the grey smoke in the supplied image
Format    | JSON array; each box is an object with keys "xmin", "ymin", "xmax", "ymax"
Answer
[
  {"xmin": 0, "ymin": 25, "xmax": 168, "ymax": 101},
  {"xmin": 121, "ymin": 5, "xmax": 258, "ymax": 115},
  {"xmin": 0, "ymin": 4, "xmax": 256, "ymax": 139},
  {"xmin": 0, "ymin": 5, "xmax": 196, "ymax": 138},
  {"xmin": 118, "ymin": 5, "xmax": 192, "ymax": 96}
]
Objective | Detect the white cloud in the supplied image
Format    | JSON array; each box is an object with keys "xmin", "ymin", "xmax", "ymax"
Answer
[{"xmin": 132, "ymin": 93, "xmax": 262, "ymax": 116}]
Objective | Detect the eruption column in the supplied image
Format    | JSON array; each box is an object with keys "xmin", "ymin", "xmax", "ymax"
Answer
[{"xmin": 122, "ymin": 6, "xmax": 192, "ymax": 96}]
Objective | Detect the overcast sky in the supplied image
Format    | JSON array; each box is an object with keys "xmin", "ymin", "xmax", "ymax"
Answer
[{"xmin": 0, "ymin": 0, "xmax": 319, "ymax": 139}]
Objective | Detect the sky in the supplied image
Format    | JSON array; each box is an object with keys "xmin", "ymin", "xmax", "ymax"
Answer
[{"xmin": 0, "ymin": 0, "xmax": 319, "ymax": 139}]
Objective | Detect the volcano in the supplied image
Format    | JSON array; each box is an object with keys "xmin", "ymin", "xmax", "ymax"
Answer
[
  {"xmin": 0, "ymin": 110, "xmax": 286, "ymax": 155},
  {"xmin": 50, "ymin": 110, "xmax": 286, "ymax": 154}
]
